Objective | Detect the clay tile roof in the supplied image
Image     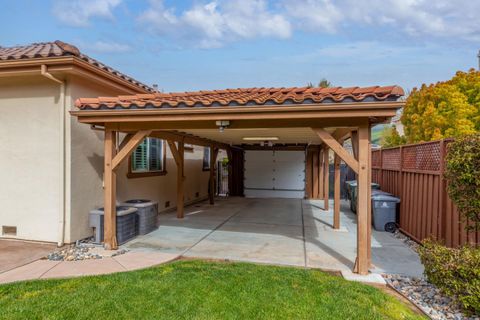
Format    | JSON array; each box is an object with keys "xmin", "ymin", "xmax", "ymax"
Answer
[
  {"xmin": 75, "ymin": 85, "xmax": 404, "ymax": 110},
  {"xmin": 0, "ymin": 40, "xmax": 154, "ymax": 92}
]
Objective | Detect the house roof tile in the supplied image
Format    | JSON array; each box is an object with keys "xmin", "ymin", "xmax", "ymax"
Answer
[
  {"xmin": 75, "ymin": 85, "xmax": 404, "ymax": 110},
  {"xmin": 0, "ymin": 40, "xmax": 154, "ymax": 92}
]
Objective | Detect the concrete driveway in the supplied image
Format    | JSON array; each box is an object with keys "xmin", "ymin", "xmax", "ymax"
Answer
[
  {"xmin": 125, "ymin": 197, "xmax": 424, "ymax": 278},
  {"xmin": 0, "ymin": 240, "xmax": 56, "ymax": 273}
]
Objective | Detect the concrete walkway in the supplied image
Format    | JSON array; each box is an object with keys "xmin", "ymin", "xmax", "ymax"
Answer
[
  {"xmin": 127, "ymin": 197, "xmax": 424, "ymax": 278},
  {"xmin": 0, "ymin": 250, "xmax": 178, "ymax": 284},
  {"xmin": 0, "ymin": 197, "xmax": 423, "ymax": 285}
]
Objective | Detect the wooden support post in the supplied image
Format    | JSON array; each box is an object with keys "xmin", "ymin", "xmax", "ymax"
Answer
[
  {"xmin": 313, "ymin": 150, "xmax": 319, "ymax": 198},
  {"xmin": 209, "ymin": 146, "xmax": 219, "ymax": 205},
  {"xmin": 104, "ymin": 127, "xmax": 117, "ymax": 250},
  {"xmin": 323, "ymin": 147, "xmax": 330, "ymax": 211},
  {"xmin": 177, "ymin": 141, "xmax": 184, "ymax": 218},
  {"xmin": 319, "ymin": 149, "xmax": 324, "ymax": 199},
  {"xmin": 355, "ymin": 125, "xmax": 370, "ymax": 275},
  {"xmin": 168, "ymin": 140, "xmax": 185, "ymax": 219},
  {"xmin": 226, "ymin": 148, "xmax": 233, "ymax": 196},
  {"xmin": 334, "ymin": 153, "xmax": 341, "ymax": 229}
]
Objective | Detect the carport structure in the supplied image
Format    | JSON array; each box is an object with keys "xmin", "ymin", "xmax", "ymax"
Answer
[{"xmin": 72, "ymin": 85, "xmax": 404, "ymax": 275}]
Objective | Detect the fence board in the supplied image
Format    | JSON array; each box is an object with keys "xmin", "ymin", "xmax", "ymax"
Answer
[{"xmin": 371, "ymin": 139, "xmax": 479, "ymax": 247}]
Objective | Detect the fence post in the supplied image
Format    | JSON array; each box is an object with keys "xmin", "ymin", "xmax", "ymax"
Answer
[
  {"xmin": 439, "ymin": 139, "xmax": 447, "ymax": 244},
  {"xmin": 379, "ymin": 149, "xmax": 383, "ymax": 188},
  {"xmin": 399, "ymin": 146, "xmax": 404, "ymax": 228}
]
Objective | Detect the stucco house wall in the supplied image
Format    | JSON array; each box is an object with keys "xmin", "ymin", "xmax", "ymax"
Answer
[
  {"xmin": 0, "ymin": 73, "xmax": 212, "ymax": 244},
  {"xmin": 0, "ymin": 76, "xmax": 62, "ymax": 242}
]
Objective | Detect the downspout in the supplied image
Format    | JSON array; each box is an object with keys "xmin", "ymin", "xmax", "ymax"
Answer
[{"xmin": 41, "ymin": 65, "xmax": 66, "ymax": 247}]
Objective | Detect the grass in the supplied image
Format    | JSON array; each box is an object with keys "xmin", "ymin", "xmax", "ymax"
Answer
[{"xmin": 0, "ymin": 259, "xmax": 424, "ymax": 320}]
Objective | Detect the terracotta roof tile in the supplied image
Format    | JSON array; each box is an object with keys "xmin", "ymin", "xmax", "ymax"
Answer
[
  {"xmin": 0, "ymin": 40, "xmax": 153, "ymax": 92},
  {"xmin": 75, "ymin": 85, "xmax": 404, "ymax": 110}
]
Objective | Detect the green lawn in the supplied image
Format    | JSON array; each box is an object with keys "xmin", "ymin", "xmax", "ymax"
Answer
[{"xmin": 0, "ymin": 260, "xmax": 423, "ymax": 320}]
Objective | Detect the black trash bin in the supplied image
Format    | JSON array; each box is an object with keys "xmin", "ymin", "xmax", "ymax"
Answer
[{"xmin": 371, "ymin": 193, "xmax": 400, "ymax": 232}]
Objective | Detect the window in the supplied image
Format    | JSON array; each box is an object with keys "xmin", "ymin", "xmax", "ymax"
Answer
[
  {"xmin": 128, "ymin": 138, "xmax": 166, "ymax": 178},
  {"xmin": 203, "ymin": 147, "xmax": 211, "ymax": 170}
]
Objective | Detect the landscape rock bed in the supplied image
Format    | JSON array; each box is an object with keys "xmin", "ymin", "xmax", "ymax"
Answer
[
  {"xmin": 384, "ymin": 274, "xmax": 478, "ymax": 320},
  {"xmin": 46, "ymin": 237, "xmax": 128, "ymax": 261},
  {"xmin": 393, "ymin": 230, "xmax": 420, "ymax": 252},
  {"xmin": 386, "ymin": 231, "xmax": 479, "ymax": 319}
]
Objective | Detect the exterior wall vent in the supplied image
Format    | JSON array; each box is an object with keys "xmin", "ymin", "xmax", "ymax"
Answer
[{"xmin": 2, "ymin": 226, "xmax": 17, "ymax": 236}]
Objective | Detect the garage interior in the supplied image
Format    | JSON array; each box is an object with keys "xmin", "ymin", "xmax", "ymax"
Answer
[{"xmin": 72, "ymin": 85, "xmax": 406, "ymax": 275}]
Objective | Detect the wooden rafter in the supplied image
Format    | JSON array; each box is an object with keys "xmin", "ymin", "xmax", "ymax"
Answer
[
  {"xmin": 312, "ymin": 128, "xmax": 359, "ymax": 174},
  {"xmin": 150, "ymin": 130, "xmax": 229, "ymax": 150}
]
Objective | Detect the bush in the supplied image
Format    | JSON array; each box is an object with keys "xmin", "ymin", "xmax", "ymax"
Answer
[
  {"xmin": 418, "ymin": 239, "xmax": 480, "ymax": 314},
  {"xmin": 444, "ymin": 134, "xmax": 480, "ymax": 231}
]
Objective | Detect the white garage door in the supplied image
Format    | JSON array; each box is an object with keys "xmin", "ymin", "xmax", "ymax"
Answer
[{"xmin": 244, "ymin": 150, "xmax": 305, "ymax": 198}]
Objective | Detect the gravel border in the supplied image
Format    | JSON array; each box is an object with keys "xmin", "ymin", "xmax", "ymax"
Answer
[
  {"xmin": 46, "ymin": 237, "xmax": 128, "ymax": 261},
  {"xmin": 384, "ymin": 231, "xmax": 479, "ymax": 320}
]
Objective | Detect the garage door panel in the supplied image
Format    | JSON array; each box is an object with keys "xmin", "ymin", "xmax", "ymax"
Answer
[{"xmin": 244, "ymin": 150, "xmax": 305, "ymax": 198}]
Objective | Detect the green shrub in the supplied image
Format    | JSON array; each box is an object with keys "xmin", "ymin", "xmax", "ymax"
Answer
[
  {"xmin": 444, "ymin": 134, "xmax": 480, "ymax": 231},
  {"xmin": 418, "ymin": 239, "xmax": 480, "ymax": 314}
]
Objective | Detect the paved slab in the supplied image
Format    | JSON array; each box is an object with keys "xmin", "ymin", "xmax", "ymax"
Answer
[
  {"xmin": 40, "ymin": 258, "xmax": 126, "ymax": 279},
  {"xmin": 0, "ymin": 260, "xmax": 60, "ymax": 284},
  {"xmin": 113, "ymin": 251, "xmax": 178, "ymax": 271},
  {"xmin": 130, "ymin": 197, "xmax": 424, "ymax": 278},
  {"xmin": 0, "ymin": 239, "xmax": 56, "ymax": 273}
]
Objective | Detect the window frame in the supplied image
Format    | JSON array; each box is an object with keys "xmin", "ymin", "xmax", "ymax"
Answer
[{"xmin": 127, "ymin": 137, "xmax": 167, "ymax": 179}]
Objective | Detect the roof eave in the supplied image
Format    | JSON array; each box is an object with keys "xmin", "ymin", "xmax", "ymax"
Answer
[{"xmin": 0, "ymin": 56, "xmax": 151, "ymax": 94}]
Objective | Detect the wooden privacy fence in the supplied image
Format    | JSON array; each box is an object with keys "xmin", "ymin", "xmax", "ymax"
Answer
[{"xmin": 372, "ymin": 139, "xmax": 479, "ymax": 247}]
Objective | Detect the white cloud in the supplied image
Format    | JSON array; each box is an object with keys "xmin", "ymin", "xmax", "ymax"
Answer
[
  {"xmin": 281, "ymin": 0, "xmax": 480, "ymax": 41},
  {"xmin": 80, "ymin": 41, "xmax": 132, "ymax": 53},
  {"xmin": 52, "ymin": 0, "xmax": 121, "ymax": 27},
  {"xmin": 139, "ymin": 0, "xmax": 291, "ymax": 48}
]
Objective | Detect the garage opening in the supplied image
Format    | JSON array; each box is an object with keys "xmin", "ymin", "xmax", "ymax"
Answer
[{"xmin": 244, "ymin": 150, "xmax": 305, "ymax": 199}]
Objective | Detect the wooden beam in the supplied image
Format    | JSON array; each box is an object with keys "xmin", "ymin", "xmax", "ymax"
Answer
[
  {"xmin": 111, "ymin": 130, "xmax": 152, "ymax": 170},
  {"xmin": 355, "ymin": 125, "xmax": 370, "ymax": 275},
  {"xmin": 312, "ymin": 128, "xmax": 359, "ymax": 174},
  {"xmin": 81, "ymin": 117, "xmax": 395, "ymax": 131},
  {"xmin": 351, "ymin": 130, "xmax": 359, "ymax": 161},
  {"xmin": 151, "ymin": 130, "xmax": 230, "ymax": 150},
  {"xmin": 323, "ymin": 147, "xmax": 330, "ymax": 210},
  {"xmin": 104, "ymin": 127, "xmax": 117, "ymax": 250},
  {"xmin": 209, "ymin": 147, "xmax": 219, "ymax": 205},
  {"xmin": 334, "ymin": 153, "xmax": 341, "ymax": 229},
  {"xmin": 167, "ymin": 140, "xmax": 181, "ymax": 166}
]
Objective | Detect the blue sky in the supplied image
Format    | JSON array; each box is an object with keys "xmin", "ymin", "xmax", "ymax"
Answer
[{"xmin": 1, "ymin": 0, "xmax": 479, "ymax": 93}]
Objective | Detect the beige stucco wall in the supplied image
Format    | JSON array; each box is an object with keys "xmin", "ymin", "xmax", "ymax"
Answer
[
  {"xmin": 67, "ymin": 77, "xmax": 211, "ymax": 243},
  {"xmin": 0, "ymin": 76, "xmax": 61, "ymax": 242},
  {"xmin": 0, "ymin": 73, "xmax": 214, "ymax": 244}
]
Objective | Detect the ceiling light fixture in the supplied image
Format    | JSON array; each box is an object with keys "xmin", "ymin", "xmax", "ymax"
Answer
[
  {"xmin": 216, "ymin": 120, "xmax": 230, "ymax": 133},
  {"xmin": 242, "ymin": 136, "xmax": 279, "ymax": 141}
]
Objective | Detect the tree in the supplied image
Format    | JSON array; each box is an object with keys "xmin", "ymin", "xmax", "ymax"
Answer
[
  {"xmin": 402, "ymin": 69, "xmax": 480, "ymax": 143},
  {"xmin": 380, "ymin": 125, "xmax": 406, "ymax": 148},
  {"xmin": 444, "ymin": 134, "xmax": 480, "ymax": 231},
  {"xmin": 318, "ymin": 78, "xmax": 331, "ymax": 88},
  {"xmin": 307, "ymin": 78, "xmax": 332, "ymax": 88}
]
